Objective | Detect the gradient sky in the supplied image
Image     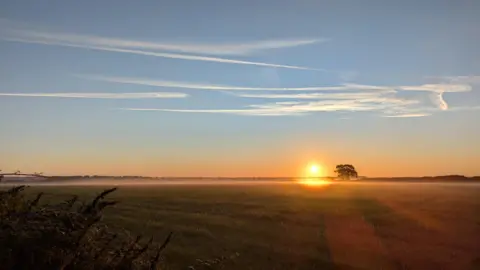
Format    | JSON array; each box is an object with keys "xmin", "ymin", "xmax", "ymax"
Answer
[{"xmin": 1, "ymin": 0, "xmax": 479, "ymax": 177}]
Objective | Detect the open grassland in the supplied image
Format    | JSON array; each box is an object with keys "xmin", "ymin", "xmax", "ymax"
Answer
[{"xmin": 19, "ymin": 182, "xmax": 480, "ymax": 269}]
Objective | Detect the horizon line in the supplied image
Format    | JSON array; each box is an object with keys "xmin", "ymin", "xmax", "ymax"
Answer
[{"xmin": 3, "ymin": 175, "xmax": 478, "ymax": 179}]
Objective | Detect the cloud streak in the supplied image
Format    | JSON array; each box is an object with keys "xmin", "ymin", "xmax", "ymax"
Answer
[
  {"xmin": 120, "ymin": 94, "xmax": 420, "ymax": 117},
  {"xmin": 396, "ymin": 83, "xmax": 471, "ymax": 110},
  {"xmin": 6, "ymin": 28, "xmax": 326, "ymax": 56},
  {"xmin": 0, "ymin": 92, "xmax": 188, "ymax": 99},
  {"xmin": 397, "ymin": 84, "xmax": 471, "ymax": 93},
  {"xmin": 1, "ymin": 26, "xmax": 322, "ymax": 71},
  {"xmin": 116, "ymin": 80, "xmax": 477, "ymax": 117},
  {"xmin": 229, "ymin": 92, "xmax": 389, "ymax": 99},
  {"xmin": 83, "ymin": 76, "xmax": 473, "ymax": 102},
  {"xmin": 121, "ymin": 108, "xmax": 297, "ymax": 116},
  {"xmin": 429, "ymin": 92, "xmax": 448, "ymax": 110},
  {"xmin": 80, "ymin": 75, "xmax": 394, "ymax": 92},
  {"xmin": 81, "ymin": 74, "xmax": 475, "ymax": 117},
  {"xmin": 383, "ymin": 113, "xmax": 431, "ymax": 118}
]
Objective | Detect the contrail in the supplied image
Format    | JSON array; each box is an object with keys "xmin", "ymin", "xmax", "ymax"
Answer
[
  {"xmin": 2, "ymin": 37, "xmax": 322, "ymax": 71},
  {"xmin": 0, "ymin": 92, "xmax": 188, "ymax": 99},
  {"xmin": 4, "ymin": 27, "xmax": 327, "ymax": 55},
  {"xmin": 79, "ymin": 75, "xmax": 388, "ymax": 91}
]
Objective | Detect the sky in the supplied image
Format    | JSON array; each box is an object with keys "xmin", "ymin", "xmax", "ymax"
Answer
[{"xmin": 1, "ymin": 0, "xmax": 479, "ymax": 177}]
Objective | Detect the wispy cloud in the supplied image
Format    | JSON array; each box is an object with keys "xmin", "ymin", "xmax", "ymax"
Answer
[
  {"xmin": 0, "ymin": 24, "xmax": 322, "ymax": 71},
  {"xmin": 429, "ymin": 92, "xmax": 448, "ymax": 110},
  {"xmin": 120, "ymin": 94, "xmax": 420, "ymax": 117},
  {"xmin": 396, "ymin": 83, "xmax": 472, "ymax": 110},
  {"xmin": 381, "ymin": 103, "xmax": 480, "ymax": 118},
  {"xmin": 397, "ymin": 84, "xmax": 471, "ymax": 93},
  {"xmin": 78, "ymin": 73, "xmax": 477, "ymax": 116},
  {"xmin": 6, "ymin": 28, "xmax": 326, "ymax": 56},
  {"xmin": 121, "ymin": 107, "xmax": 298, "ymax": 116},
  {"xmin": 0, "ymin": 92, "xmax": 188, "ymax": 99},
  {"xmin": 81, "ymin": 75, "xmax": 472, "ymax": 111},
  {"xmin": 79, "ymin": 75, "xmax": 394, "ymax": 92},
  {"xmin": 229, "ymin": 92, "xmax": 389, "ymax": 99},
  {"xmin": 383, "ymin": 113, "xmax": 431, "ymax": 118},
  {"xmin": 115, "ymin": 78, "xmax": 478, "ymax": 117}
]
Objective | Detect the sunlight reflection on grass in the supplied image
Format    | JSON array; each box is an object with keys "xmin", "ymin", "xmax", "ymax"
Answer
[{"xmin": 297, "ymin": 178, "xmax": 332, "ymax": 188}]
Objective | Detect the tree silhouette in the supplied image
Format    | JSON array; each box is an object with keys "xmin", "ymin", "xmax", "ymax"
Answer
[{"xmin": 335, "ymin": 164, "xmax": 358, "ymax": 180}]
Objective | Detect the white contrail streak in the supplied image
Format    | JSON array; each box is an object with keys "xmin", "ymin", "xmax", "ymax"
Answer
[
  {"xmin": 0, "ymin": 92, "xmax": 188, "ymax": 99},
  {"xmin": 229, "ymin": 92, "xmax": 387, "ymax": 99},
  {"xmin": 397, "ymin": 84, "xmax": 471, "ymax": 93},
  {"xmin": 120, "ymin": 108, "xmax": 299, "ymax": 116},
  {"xmin": 6, "ymin": 28, "xmax": 327, "ymax": 55},
  {"xmin": 79, "ymin": 75, "xmax": 387, "ymax": 91},
  {"xmin": 383, "ymin": 113, "xmax": 431, "ymax": 118},
  {"xmin": 2, "ymin": 37, "xmax": 322, "ymax": 71}
]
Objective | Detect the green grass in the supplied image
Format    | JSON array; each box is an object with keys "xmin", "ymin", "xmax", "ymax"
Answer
[{"xmin": 17, "ymin": 182, "xmax": 480, "ymax": 270}]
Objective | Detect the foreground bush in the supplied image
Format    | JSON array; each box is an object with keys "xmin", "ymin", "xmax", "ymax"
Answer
[{"xmin": 0, "ymin": 186, "xmax": 172, "ymax": 270}]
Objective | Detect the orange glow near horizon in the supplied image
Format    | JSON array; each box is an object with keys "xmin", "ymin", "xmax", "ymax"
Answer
[
  {"xmin": 298, "ymin": 178, "xmax": 331, "ymax": 187},
  {"xmin": 3, "ymin": 151, "xmax": 480, "ymax": 178},
  {"xmin": 297, "ymin": 162, "xmax": 331, "ymax": 187},
  {"xmin": 306, "ymin": 162, "xmax": 323, "ymax": 177}
]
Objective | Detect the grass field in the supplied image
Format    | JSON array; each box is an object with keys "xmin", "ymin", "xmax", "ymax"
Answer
[{"xmin": 21, "ymin": 181, "xmax": 480, "ymax": 269}]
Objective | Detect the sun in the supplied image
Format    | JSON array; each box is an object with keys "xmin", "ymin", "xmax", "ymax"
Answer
[
  {"xmin": 307, "ymin": 163, "xmax": 322, "ymax": 177},
  {"xmin": 297, "ymin": 163, "xmax": 330, "ymax": 187},
  {"xmin": 309, "ymin": 164, "xmax": 320, "ymax": 175}
]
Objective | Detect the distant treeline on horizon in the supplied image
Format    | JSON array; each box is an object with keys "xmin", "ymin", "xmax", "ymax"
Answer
[{"xmin": 3, "ymin": 174, "xmax": 479, "ymax": 182}]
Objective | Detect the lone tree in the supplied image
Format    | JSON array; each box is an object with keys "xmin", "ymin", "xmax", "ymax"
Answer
[{"xmin": 335, "ymin": 164, "xmax": 358, "ymax": 180}]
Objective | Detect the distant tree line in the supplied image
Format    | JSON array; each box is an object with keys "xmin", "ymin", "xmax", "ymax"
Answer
[{"xmin": 0, "ymin": 170, "xmax": 47, "ymax": 182}]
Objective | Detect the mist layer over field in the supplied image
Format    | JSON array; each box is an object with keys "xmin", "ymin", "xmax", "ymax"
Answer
[
  {"xmin": 2, "ymin": 177, "xmax": 479, "ymax": 187},
  {"xmin": 7, "ymin": 181, "xmax": 479, "ymax": 269},
  {"xmin": 2, "ymin": 178, "xmax": 296, "ymax": 186}
]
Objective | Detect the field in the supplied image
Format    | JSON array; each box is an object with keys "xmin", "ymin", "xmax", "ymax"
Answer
[{"xmin": 21, "ymin": 181, "xmax": 480, "ymax": 269}]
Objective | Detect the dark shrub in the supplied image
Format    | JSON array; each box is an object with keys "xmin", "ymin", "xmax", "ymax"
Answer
[{"xmin": 0, "ymin": 186, "xmax": 172, "ymax": 270}]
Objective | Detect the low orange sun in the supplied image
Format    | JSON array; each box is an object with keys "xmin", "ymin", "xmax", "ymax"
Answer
[
  {"xmin": 298, "ymin": 163, "xmax": 330, "ymax": 187},
  {"xmin": 309, "ymin": 164, "xmax": 320, "ymax": 175}
]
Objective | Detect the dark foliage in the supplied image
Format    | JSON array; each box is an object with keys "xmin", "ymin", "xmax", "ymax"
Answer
[
  {"xmin": 0, "ymin": 186, "xmax": 172, "ymax": 270},
  {"xmin": 334, "ymin": 164, "xmax": 358, "ymax": 180}
]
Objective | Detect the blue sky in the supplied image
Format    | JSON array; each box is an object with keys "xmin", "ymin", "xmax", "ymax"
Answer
[{"xmin": 1, "ymin": 0, "xmax": 479, "ymax": 177}]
